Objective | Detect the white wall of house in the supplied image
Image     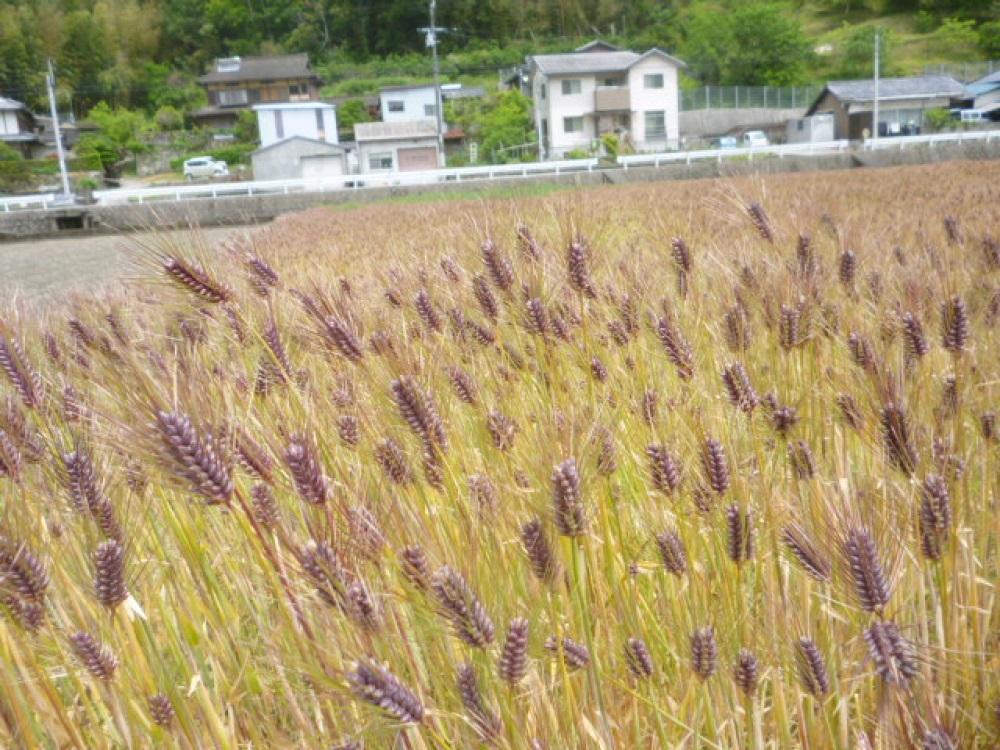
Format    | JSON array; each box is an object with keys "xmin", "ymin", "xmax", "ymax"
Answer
[
  {"xmin": 626, "ymin": 56, "xmax": 680, "ymax": 150},
  {"xmin": 380, "ymin": 87, "xmax": 439, "ymax": 124},
  {"xmin": 0, "ymin": 110, "xmax": 22, "ymax": 135},
  {"xmin": 546, "ymin": 75, "xmax": 599, "ymax": 156},
  {"xmin": 256, "ymin": 105, "xmax": 338, "ymax": 148},
  {"xmin": 300, "ymin": 153, "xmax": 346, "ymax": 179},
  {"xmin": 251, "ymin": 137, "xmax": 344, "ymax": 180},
  {"xmin": 786, "ymin": 113, "xmax": 835, "ymax": 143},
  {"xmin": 357, "ymin": 136, "xmax": 440, "ymax": 174}
]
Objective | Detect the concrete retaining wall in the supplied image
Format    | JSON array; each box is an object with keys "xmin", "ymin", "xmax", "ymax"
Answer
[
  {"xmin": 680, "ymin": 108, "xmax": 804, "ymax": 138},
  {"xmin": 2, "ymin": 139, "xmax": 998, "ymax": 240}
]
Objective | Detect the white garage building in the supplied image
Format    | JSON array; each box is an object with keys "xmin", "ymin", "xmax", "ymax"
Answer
[
  {"xmin": 354, "ymin": 119, "xmax": 440, "ymax": 173},
  {"xmin": 251, "ymin": 136, "xmax": 346, "ymax": 181}
]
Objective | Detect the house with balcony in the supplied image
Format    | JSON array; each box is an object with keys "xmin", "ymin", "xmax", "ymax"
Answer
[
  {"xmin": 194, "ymin": 54, "xmax": 322, "ymax": 131},
  {"xmin": 526, "ymin": 41, "xmax": 684, "ymax": 159}
]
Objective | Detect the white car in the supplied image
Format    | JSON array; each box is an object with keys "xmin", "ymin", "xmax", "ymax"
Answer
[
  {"xmin": 183, "ymin": 157, "xmax": 229, "ymax": 180},
  {"xmin": 742, "ymin": 130, "xmax": 770, "ymax": 148}
]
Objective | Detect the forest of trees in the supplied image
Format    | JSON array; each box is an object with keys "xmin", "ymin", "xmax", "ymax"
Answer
[{"xmin": 0, "ymin": 0, "xmax": 997, "ymax": 116}]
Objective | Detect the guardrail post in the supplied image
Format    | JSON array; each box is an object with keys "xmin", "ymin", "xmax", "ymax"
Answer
[{"xmin": 248, "ymin": 185, "xmax": 254, "ymax": 196}]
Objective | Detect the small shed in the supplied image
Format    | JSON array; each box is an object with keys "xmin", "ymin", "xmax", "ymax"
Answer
[
  {"xmin": 251, "ymin": 136, "xmax": 346, "ymax": 181},
  {"xmin": 354, "ymin": 120, "xmax": 440, "ymax": 173},
  {"xmin": 786, "ymin": 112, "xmax": 835, "ymax": 144},
  {"xmin": 805, "ymin": 75, "xmax": 967, "ymax": 139}
]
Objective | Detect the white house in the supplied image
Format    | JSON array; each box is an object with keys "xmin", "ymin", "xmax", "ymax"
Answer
[
  {"xmin": 378, "ymin": 83, "xmax": 484, "ymax": 132},
  {"xmin": 253, "ymin": 102, "xmax": 338, "ymax": 148},
  {"xmin": 354, "ymin": 120, "xmax": 440, "ymax": 173},
  {"xmin": 526, "ymin": 41, "xmax": 684, "ymax": 159},
  {"xmin": 0, "ymin": 96, "xmax": 40, "ymax": 157}
]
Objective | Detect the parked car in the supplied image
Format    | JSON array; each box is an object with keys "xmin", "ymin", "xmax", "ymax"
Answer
[
  {"xmin": 742, "ymin": 130, "xmax": 770, "ymax": 148},
  {"xmin": 183, "ymin": 157, "xmax": 229, "ymax": 180},
  {"xmin": 710, "ymin": 136, "xmax": 739, "ymax": 149}
]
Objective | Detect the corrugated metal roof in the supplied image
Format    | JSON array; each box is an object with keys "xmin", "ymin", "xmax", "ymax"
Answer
[
  {"xmin": 824, "ymin": 75, "xmax": 967, "ymax": 102},
  {"xmin": 199, "ymin": 54, "xmax": 318, "ymax": 84},
  {"xmin": 354, "ymin": 119, "xmax": 438, "ymax": 141},
  {"xmin": 968, "ymin": 70, "xmax": 1000, "ymax": 96}
]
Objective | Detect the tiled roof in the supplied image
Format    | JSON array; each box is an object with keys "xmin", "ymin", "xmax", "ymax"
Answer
[
  {"xmin": 530, "ymin": 47, "xmax": 683, "ymax": 76},
  {"xmin": 199, "ymin": 54, "xmax": 318, "ymax": 84},
  {"xmin": 824, "ymin": 75, "xmax": 966, "ymax": 102}
]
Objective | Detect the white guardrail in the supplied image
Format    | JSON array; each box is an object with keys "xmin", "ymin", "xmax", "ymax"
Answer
[
  {"xmin": 89, "ymin": 158, "xmax": 600, "ymax": 207},
  {"xmin": 2, "ymin": 129, "xmax": 998, "ymax": 213}
]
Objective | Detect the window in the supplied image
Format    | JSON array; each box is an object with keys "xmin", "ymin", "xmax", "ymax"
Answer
[
  {"xmin": 369, "ymin": 152, "xmax": 393, "ymax": 170},
  {"xmin": 289, "ymin": 84, "xmax": 303, "ymax": 96},
  {"xmin": 387, "ymin": 100, "xmax": 405, "ymax": 113},
  {"xmin": 561, "ymin": 79, "xmax": 582, "ymax": 95},
  {"xmin": 601, "ymin": 76, "xmax": 626, "ymax": 87},
  {"xmin": 540, "ymin": 83, "xmax": 547, "ymax": 99},
  {"xmin": 644, "ymin": 73, "xmax": 664, "ymax": 89},
  {"xmin": 216, "ymin": 57, "xmax": 241, "ymax": 73},
  {"xmin": 424, "ymin": 103, "xmax": 437, "ymax": 117},
  {"xmin": 274, "ymin": 110, "xmax": 284, "ymax": 139},
  {"xmin": 563, "ymin": 116, "xmax": 584, "ymax": 134},
  {"xmin": 541, "ymin": 119, "xmax": 549, "ymax": 140},
  {"xmin": 644, "ymin": 110, "xmax": 665, "ymax": 138},
  {"xmin": 218, "ymin": 88, "xmax": 248, "ymax": 106}
]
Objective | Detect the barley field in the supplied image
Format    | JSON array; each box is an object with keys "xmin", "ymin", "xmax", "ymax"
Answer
[{"xmin": 0, "ymin": 161, "xmax": 997, "ymax": 749}]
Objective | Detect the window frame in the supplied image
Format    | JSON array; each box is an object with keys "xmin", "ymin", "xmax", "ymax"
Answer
[
  {"xmin": 386, "ymin": 99, "xmax": 405, "ymax": 113},
  {"xmin": 368, "ymin": 152, "xmax": 394, "ymax": 171},
  {"xmin": 643, "ymin": 73, "xmax": 665, "ymax": 90},
  {"xmin": 563, "ymin": 115, "xmax": 584, "ymax": 134},
  {"xmin": 644, "ymin": 110, "xmax": 666, "ymax": 138},
  {"xmin": 561, "ymin": 79, "xmax": 582, "ymax": 96}
]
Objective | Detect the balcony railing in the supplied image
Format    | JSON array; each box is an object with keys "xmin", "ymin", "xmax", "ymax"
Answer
[{"xmin": 595, "ymin": 86, "xmax": 630, "ymax": 112}]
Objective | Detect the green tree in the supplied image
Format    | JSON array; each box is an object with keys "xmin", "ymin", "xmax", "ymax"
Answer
[
  {"xmin": 725, "ymin": 2, "xmax": 813, "ymax": 86},
  {"xmin": 454, "ymin": 89, "xmax": 534, "ymax": 164},
  {"xmin": 833, "ymin": 26, "xmax": 897, "ymax": 79},
  {"xmin": 81, "ymin": 102, "xmax": 152, "ymax": 176},
  {"xmin": 980, "ymin": 20, "xmax": 1000, "ymax": 58},
  {"xmin": 234, "ymin": 109, "xmax": 259, "ymax": 143},
  {"xmin": 931, "ymin": 17, "xmax": 979, "ymax": 56},
  {"xmin": 336, "ymin": 99, "xmax": 373, "ymax": 135}
]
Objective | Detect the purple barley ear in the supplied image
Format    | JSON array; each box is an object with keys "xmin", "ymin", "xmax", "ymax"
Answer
[
  {"xmin": 0, "ymin": 335, "xmax": 44, "ymax": 409},
  {"xmin": 148, "ymin": 693, "xmax": 175, "ymax": 729},
  {"xmin": 594, "ymin": 426, "xmax": 618, "ymax": 476},
  {"xmin": 447, "ymin": 366, "xmax": 479, "ymax": 406},
  {"xmin": 401, "ymin": 545, "xmax": 431, "ymax": 591},
  {"xmin": 162, "ymin": 256, "xmax": 233, "ymax": 303},
  {"xmin": 284, "ymin": 433, "xmax": 330, "ymax": 505},
  {"xmin": 243, "ymin": 253, "xmax": 280, "ymax": 297},
  {"xmin": 414, "ymin": 288, "xmax": 443, "ymax": 333},
  {"xmin": 374, "ymin": 437, "xmax": 413, "ymax": 485},
  {"xmin": 656, "ymin": 529, "xmax": 688, "ymax": 577},
  {"xmin": 919, "ymin": 474, "xmax": 951, "ymax": 561},
  {"xmin": 336, "ymin": 415, "xmax": 360, "ymax": 448},
  {"xmin": 93, "ymin": 540, "xmax": 128, "ymax": 611},
  {"xmin": 566, "ymin": 236, "xmax": 597, "ymax": 299},
  {"xmin": 733, "ymin": 649, "xmax": 759, "ymax": 696},
  {"xmin": 472, "ymin": 275, "xmax": 500, "ymax": 322},
  {"xmin": 847, "ymin": 331, "xmax": 878, "ymax": 373},
  {"xmin": 726, "ymin": 504, "xmax": 755, "ymax": 565},
  {"xmin": 724, "ymin": 304, "xmax": 753, "ymax": 353},
  {"xmin": 746, "ymin": 202, "xmax": 774, "ymax": 243},
  {"xmin": 349, "ymin": 661, "xmax": 424, "ymax": 724},
  {"xmin": 346, "ymin": 579, "xmax": 383, "ymax": 633},
  {"xmin": 607, "ymin": 319, "xmax": 629, "ymax": 347},
  {"xmin": 432, "ymin": 566, "xmax": 495, "ymax": 648},
  {"xmin": 544, "ymin": 635, "xmax": 590, "ymax": 670},
  {"xmin": 391, "ymin": 376, "xmax": 448, "ymax": 454},
  {"xmin": 457, "ymin": 662, "xmax": 504, "ymax": 742},
  {"xmin": 0, "ymin": 428, "xmax": 22, "ymax": 480},
  {"xmin": 69, "ymin": 631, "xmax": 118, "ymax": 681},
  {"xmin": 982, "ymin": 236, "xmax": 1000, "ymax": 270},
  {"xmin": 251, "ymin": 483, "xmax": 280, "ymax": 528},
  {"xmin": 486, "ymin": 410, "xmax": 517, "ymax": 452},
  {"xmin": 691, "ymin": 626, "xmax": 718, "ymax": 680},
  {"xmin": 863, "ymin": 620, "xmax": 917, "ymax": 686},
  {"xmin": 299, "ymin": 539, "xmax": 347, "ymax": 609},
  {"xmin": 982, "ymin": 412, "xmax": 997, "ymax": 442},
  {"xmin": 781, "ymin": 525, "xmax": 831, "ymax": 582},
  {"xmin": 498, "ymin": 617, "xmax": 530, "ymax": 685},
  {"xmin": 796, "ymin": 232, "xmax": 817, "ymax": 279},
  {"xmin": 321, "ymin": 316, "xmax": 365, "ymax": 363},
  {"xmin": 422, "ymin": 449, "xmax": 445, "ymax": 489},
  {"xmin": 481, "ymin": 238, "xmax": 515, "ymax": 292},
  {"xmin": 521, "ymin": 518, "xmax": 558, "ymax": 583},
  {"xmin": 701, "ymin": 437, "xmax": 730, "ymax": 496},
  {"xmin": 525, "ymin": 298, "xmax": 550, "ymax": 337},
  {"xmin": 0, "ymin": 534, "xmax": 49, "ymax": 602},
  {"xmin": 516, "ymin": 223, "xmax": 541, "ymax": 260},
  {"xmin": 440, "ymin": 254, "xmax": 461, "ymax": 283},
  {"xmin": 155, "ymin": 411, "xmax": 234, "ymax": 504},
  {"xmin": 468, "ymin": 473, "xmax": 499, "ymax": 515},
  {"xmin": 590, "ymin": 356, "xmax": 608, "ymax": 382},
  {"xmin": 843, "ymin": 526, "xmax": 891, "ymax": 613},
  {"xmin": 901, "ymin": 312, "xmax": 930, "ymax": 362},
  {"xmin": 943, "ymin": 215, "xmax": 961, "ymax": 245},
  {"xmin": 671, "ymin": 236, "xmax": 692, "ymax": 298},
  {"xmin": 551, "ymin": 459, "xmax": 587, "ymax": 538},
  {"xmin": 940, "ymin": 296, "xmax": 968, "ymax": 354},
  {"xmin": 721, "ymin": 362, "xmax": 759, "ymax": 414},
  {"xmin": 1, "ymin": 594, "xmax": 45, "ymax": 631},
  {"xmin": 625, "ymin": 637, "xmax": 654, "ymax": 680},
  {"xmin": 640, "ymin": 388, "xmax": 659, "ymax": 425},
  {"xmin": 654, "ymin": 315, "xmax": 695, "ymax": 380},
  {"xmin": 788, "ymin": 440, "xmax": 817, "ymax": 480},
  {"xmin": 795, "ymin": 637, "xmax": 829, "ymax": 697},
  {"xmin": 779, "ymin": 304, "xmax": 802, "ymax": 350},
  {"xmin": 836, "ymin": 393, "xmax": 864, "ymax": 430},
  {"xmin": 232, "ymin": 428, "xmax": 274, "ymax": 482},
  {"xmin": 646, "ymin": 445, "xmax": 682, "ymax": 496},
  {"xmin": 880, "ymin": 402, "xmax": 917, "ymax": 475},
  {"xmin": 921, "ymin": 726, "xmax": 957, "ymax": 750}
]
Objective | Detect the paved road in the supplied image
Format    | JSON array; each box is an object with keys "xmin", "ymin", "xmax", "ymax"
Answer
[{"xmin": 0, "ymin": 226, "xmax": 246, "ymax": 308}]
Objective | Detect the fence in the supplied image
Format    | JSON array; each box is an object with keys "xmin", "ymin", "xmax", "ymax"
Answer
[
  {"xmin": 923, "ymin": 61, "xmax": 999, "ymax": 83},
  {"xmin": 680, "ymin": 85, "xmax": 822, "ymax": 111}
]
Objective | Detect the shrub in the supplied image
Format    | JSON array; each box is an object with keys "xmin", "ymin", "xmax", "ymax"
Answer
[
  {"xmin": 924, "ymin": 108, "xmax": 952, "ymax": 133},
  {"xmin": 154, "ymin": 105, "xmax": 184, "ymax": 132}
]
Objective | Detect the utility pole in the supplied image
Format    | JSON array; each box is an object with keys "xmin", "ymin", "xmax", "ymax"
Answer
[
  {"xmin": 422, "ymin": 0, "xmax": 446, "ymax": 167},
  {"xmin": 46, "ymin": 59, "xmax": 72, "ymax": 200},
  {"xmin": 872, "ymin": 29, "xmax": 880, "ymax": 147}
]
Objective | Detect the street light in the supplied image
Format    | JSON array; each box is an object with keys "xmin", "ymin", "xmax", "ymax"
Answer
[{"xmin": 420, "ymin": 1, "xmax": 446, "ymax": 167}]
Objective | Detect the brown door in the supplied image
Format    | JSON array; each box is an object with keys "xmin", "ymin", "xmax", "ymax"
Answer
[{"xmin": 397, "ymin": 146, "xmax": 438, "ymax": 171}]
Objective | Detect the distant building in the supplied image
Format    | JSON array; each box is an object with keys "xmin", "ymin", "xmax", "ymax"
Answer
[
  {"xmin": 967, "ymin": 70, "xmax": 1000, "ymax": 119},
  {"xmin": 354, "ymin": 119, "xmax": 440, "ymax": 173},
  {"xmin": 526, "ymin": 40, "xmax": 685, "ymax": 159},
  {"xmin": 194, "ymin": 54, "xmax": 322, "ymax": 130},
  {"xmin": 0, "ymin": 96, "xmax": 39, "ymax": 157},
  {"xmin": 378, "ymin": 83, "xmax": 484, "ymax": 133},
  {"xmin": 805, "ymin": 75, "xmax": 967, "ymax": 139},
  {"xmin": 253, "ymin": 102, "xmax": 338, "ymax": 148},
  {"xmin": 251, "ymin": 136, "xmax": 346, "ymax": 181},
  {"xmin": 786, "ymin": 112, "xmax": 835, "ymax": 144}
]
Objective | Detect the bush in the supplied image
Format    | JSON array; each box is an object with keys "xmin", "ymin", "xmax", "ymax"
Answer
[
  {"xmin": 154, "ymin": 105, "xmax": 184, "ymax": 132},
  {"xmin": 0, "ymin": 141, "xmax": 24, "ymax": 162},
  {"xmin": 914, "ymin": 11, "xmax": 938, "ymax": 35},
  {"xmin": 564, "ymin": 148, "xmax": 592, "ymax": 160},
  {"xmin": 234, "ymin": 110, "xmax": 259, "ymax": 144},
  {"xmin": 979, "ymin": 20, "xmax": 1000, "ymax": 59},
  {"xmin": 931, "ymin": 18, "xmax": 979, "ymax": 56}
]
